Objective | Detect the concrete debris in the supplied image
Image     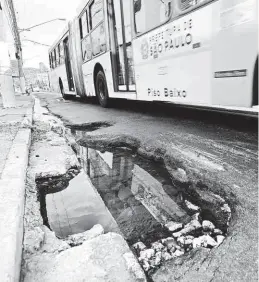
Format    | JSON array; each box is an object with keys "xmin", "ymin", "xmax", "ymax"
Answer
[
  {"xmin": 192, "ymin": 235, "xmax": 218, "ymax": 248},
  {"xmin": 191, "ymin": 212, "xmax": 201, "ymax": 221},
  {"xmin": 161, "ymin": 251, "xmax": 172, "ymax": 261},
  {"xmin": 154, "ymin": 251, "xmax": 162, "ymax": 265},
  {"xmin": 139, "ymin": 249, "xmax": 155, "ymax": 261},
  {"xmin": 172, "ymin": 249, "xmax": 185, "ymax": 257},
  {"xmin": 142, "ymin": 260, "xmax": 150, "ymax": 272},
  {"xmin": 151, "ymin": 242, "xmax": 165, "ymax": 252},
  {"xmin": 185, "ymin": 200, "xmax": 200, "ymax": 212},
  {"xmin": 65, "ymin": 224, "xmax": 104, "ymax": 246},
  {"xmin": 177, "ymin": 235, "xmax": 194, "ymax": 248},
  {"xmin": 161, "ymin": 237, "xmax": 180, "ymax": 251},
  {"xmin": 202, "ymin": 220, "xmax": 215, "ymax": 232},
  {"xmin": 165, "ymin": 221, "xmax": 183, "ymax": 232},
  {"xmin": 216, "ymin": 235, "xmax": 225, "ymax": 245},
  {"xmin": 213, "ymin": 228, "xmax": 223, "ymax": 235},
  {"xmin": 173, "ymin": 219, "xmax": 201, "ymax": 238},
  {"xmin": 133, "ymin": 242, "xmax": 147, "ymax": 252}
]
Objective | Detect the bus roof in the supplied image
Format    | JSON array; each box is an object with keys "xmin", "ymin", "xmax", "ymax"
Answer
[{"xmin": 48, "ymin": 24, "xmax": 69, "ymax": 53}]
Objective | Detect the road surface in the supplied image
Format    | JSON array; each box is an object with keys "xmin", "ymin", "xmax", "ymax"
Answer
[{"xmin": 34, "ymin": 92, "xmax": 258, "ymax": 282}]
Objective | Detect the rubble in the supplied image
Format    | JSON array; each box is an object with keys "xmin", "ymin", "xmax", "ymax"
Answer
[
  {"xmin": 133, "ymin": 242, "xmax": 147, "ymax": 252},
  {"xmin": 193, "ymin": 235, "xmax": 218, "ymax": 248},
  {"xmin": 185, "ymin": 200, "xmax": 200, "ymax": 213},
  {"xmin": 161, "ymin": 251, "xmax": 172, "ymax": 261},
  {"xmin": 165, "ymin": 221, "xmax": 183, "ymax": 232},
  {"xmin": 172, "ymin": 219, "xmax": 202, "ymax": 237},
  {"xmin": 151, "ymin": 242, "xmax": 165, "ymax": 252},
  {"xmin": 139, "ymin": 249, "xmax": 155, "ymax": 261},
  {"xmin": 216, "ymin": 235, "xmax": 225, "ymax": 245},
  {"xmin": 136, "ymin": 206, "xmax": 226, "ymax": 273},
  {"xmin": 172, "ymin": 249, "xmax": 185, "ymax": 257},
  {"xmin": 161, "ymin": 237, "xmax": 180, "ymax": 251},
  {"xmin": 202, "ymin": 220, "xmax": 215, "ymax": 232},
  {"xmin": 177, "ymin": 235, "xmax": 194, "ymax": 249},
  {"xmin": 213, "ymin": 228, "xmax": 223, "ymax": 235}
]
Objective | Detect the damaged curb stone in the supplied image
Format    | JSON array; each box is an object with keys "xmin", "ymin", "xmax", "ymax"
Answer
[{"xmin": 23, "ymin": 233, "xmax": 147, "ymax": 282}]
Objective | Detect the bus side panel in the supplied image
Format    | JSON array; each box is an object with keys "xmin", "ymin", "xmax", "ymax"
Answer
[
  {"xmin": 212, "ymin": 0, "xmax": 258, "ymax": 107},
  {"xmin": 132, "ymin": 4, "xmax": 214, "ymax": 106},
  {"xmin": 49, "ymin": 65, "xmax": 70, "ymax": 93},
  {"xmin": 81, "ymin": 52, "xmax": 115, "ymax": 97}
]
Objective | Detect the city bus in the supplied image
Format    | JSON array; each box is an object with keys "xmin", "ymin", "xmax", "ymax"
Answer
[{"xmin": 48, "ymin": 0, "xmax": 258, "ymax": 114}]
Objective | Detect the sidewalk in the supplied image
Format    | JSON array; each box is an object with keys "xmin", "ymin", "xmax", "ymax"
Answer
[{"xmin": 0, "ymin": 94, "xmax": 33, "ymax": 281}]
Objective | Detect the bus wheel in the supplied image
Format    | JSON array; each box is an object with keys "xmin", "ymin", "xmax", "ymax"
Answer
[
  {"xmin": 96, "ymin": 71, "xmax": 109, "ymax": 107},
  {"xmin": 252, "ymin": 58, "xmax": 258, "ymax": 106},
  {"xmin": 59, "ymin": 79, "xmax": 69, "ymax": 100}
]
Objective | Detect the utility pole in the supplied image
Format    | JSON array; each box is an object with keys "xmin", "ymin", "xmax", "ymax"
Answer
[
  {"xmin": 0, "ymin": 1, "xmax": 16, "ymax": 107},
  {"xmin": 8, "ymin": 0, "xmax": 26, "ymax": 94}
]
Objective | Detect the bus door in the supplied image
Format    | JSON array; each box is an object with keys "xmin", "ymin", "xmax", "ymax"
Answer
[
  {"xmin": 63, "ymin": 37, "xmax": 75, "ymax": 91},
  {"xmin": 113, "ymin": 0, "xmax": 136, "ymax": 92}
]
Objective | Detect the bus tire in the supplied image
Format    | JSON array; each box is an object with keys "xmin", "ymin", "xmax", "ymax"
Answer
[
  {"xmin": 59, "ymin": 79, "xmax": 69, "ymax": 100},
  {"xmin": 252, "ymin": 57, "xmax": 258, "ymax": 106},
  {"xmin": 95, "ymin": 71, "xmax": 109, "ymax": 107}
]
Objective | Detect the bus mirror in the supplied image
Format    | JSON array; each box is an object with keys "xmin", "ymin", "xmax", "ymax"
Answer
[{"xmin": 134, "ymin": 0, "xmax": 141, "ymax": 13}]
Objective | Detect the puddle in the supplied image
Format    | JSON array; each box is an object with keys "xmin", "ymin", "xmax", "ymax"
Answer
[
  {"xmin": 37, "ymin": 168, "xmax": 120, "ymax": 238},
  {"xmin": 77, "ymin": 146, "xmax": 199, "ymax": 244}
]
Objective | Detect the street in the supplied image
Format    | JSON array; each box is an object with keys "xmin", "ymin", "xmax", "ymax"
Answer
[{"xmin": 31, "ymin": 92, "xmax": 257, "ymax": 282}]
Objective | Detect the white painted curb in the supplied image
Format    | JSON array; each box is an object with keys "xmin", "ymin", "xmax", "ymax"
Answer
[{"xmin": 0, "ymin": 107, "xmax": 33, "ymax": 282}]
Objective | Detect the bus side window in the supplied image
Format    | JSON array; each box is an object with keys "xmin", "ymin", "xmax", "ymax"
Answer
[
  {"xmin": 56, "ymin": 47, "xmax": 60, "ymax": 66},
  {"xmin": 134, "ymin": 0, "xmax": 172, "ymax": 34},
  {"xmin": 81, "ymin": 36, "xmax": 92, "ymax": 61},
  {"xmin": 58, "ymin": 44, "xmax": 61, "ymax": 65},
  {"xmin": 50, "ymin": 52, "xmax": 53, "ymax": 69},
  {"xmin": 49, "ymin": 54, "xmax": 52, "ymax": 69},
  {"xmin": 79, "ymin": 18, "xmax": 83, "ymax": 39},
  {"xmin": 60, "ymin": 42, "xmax": 64, "ymax": 64},
  {"xmin": 53, "ymin": 49, "xmax": 57, "ymax": 68},
  {"xmin": 89, "ymin": 0, "xmax": 103, "ymax": 30},
  {"xmin": 80, "ymin": 11, "xmax": 88, "ymax": 39}
]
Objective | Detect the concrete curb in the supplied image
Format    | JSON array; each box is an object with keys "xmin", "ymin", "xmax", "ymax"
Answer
[{"xmin": 0, "ymin": 105, "xmax": 33, "ymax": 282}]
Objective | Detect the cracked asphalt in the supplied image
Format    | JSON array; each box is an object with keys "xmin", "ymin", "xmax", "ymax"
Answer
[{"xmin": 34, "ymin": 92, "xmax": 258, "ymax": 282}]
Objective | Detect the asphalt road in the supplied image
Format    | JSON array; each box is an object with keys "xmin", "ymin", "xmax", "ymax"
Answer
[{"xmin": 34, "ymin": 92, "xmax": 258, "ymax": 282}]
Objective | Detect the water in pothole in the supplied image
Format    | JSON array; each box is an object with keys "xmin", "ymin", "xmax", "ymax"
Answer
[{"xmin": 37, "ymin": 139, "xmax": 227, "ymax": 249}]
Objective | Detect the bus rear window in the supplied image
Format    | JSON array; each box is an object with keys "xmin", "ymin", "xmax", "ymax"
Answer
[{"xmin": 134, "ymin": 0, "xmax": 172, "ymax": 34}]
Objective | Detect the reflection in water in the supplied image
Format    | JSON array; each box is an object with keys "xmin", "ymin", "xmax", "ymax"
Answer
[
  {"xmin": 39, "ymin": 171, "xmax": 120, "ymax": 238},
  {"xmin": 76, "ymin": 144, "xmax": 191, "ymax": 245}
]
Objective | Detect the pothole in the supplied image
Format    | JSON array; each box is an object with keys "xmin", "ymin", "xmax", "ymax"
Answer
[
  {"xmin": 66, "ymin": 121, "xmax": 114, "ymax": 132},
  {"xmin": 36, "ymin": 127, "xmax": 231, "ymax": 277}
]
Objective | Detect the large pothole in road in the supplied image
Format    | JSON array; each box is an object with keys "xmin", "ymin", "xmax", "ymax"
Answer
[{"xmin": 36, "ymin": 138, "xmax": 231, "ymax": 276}]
